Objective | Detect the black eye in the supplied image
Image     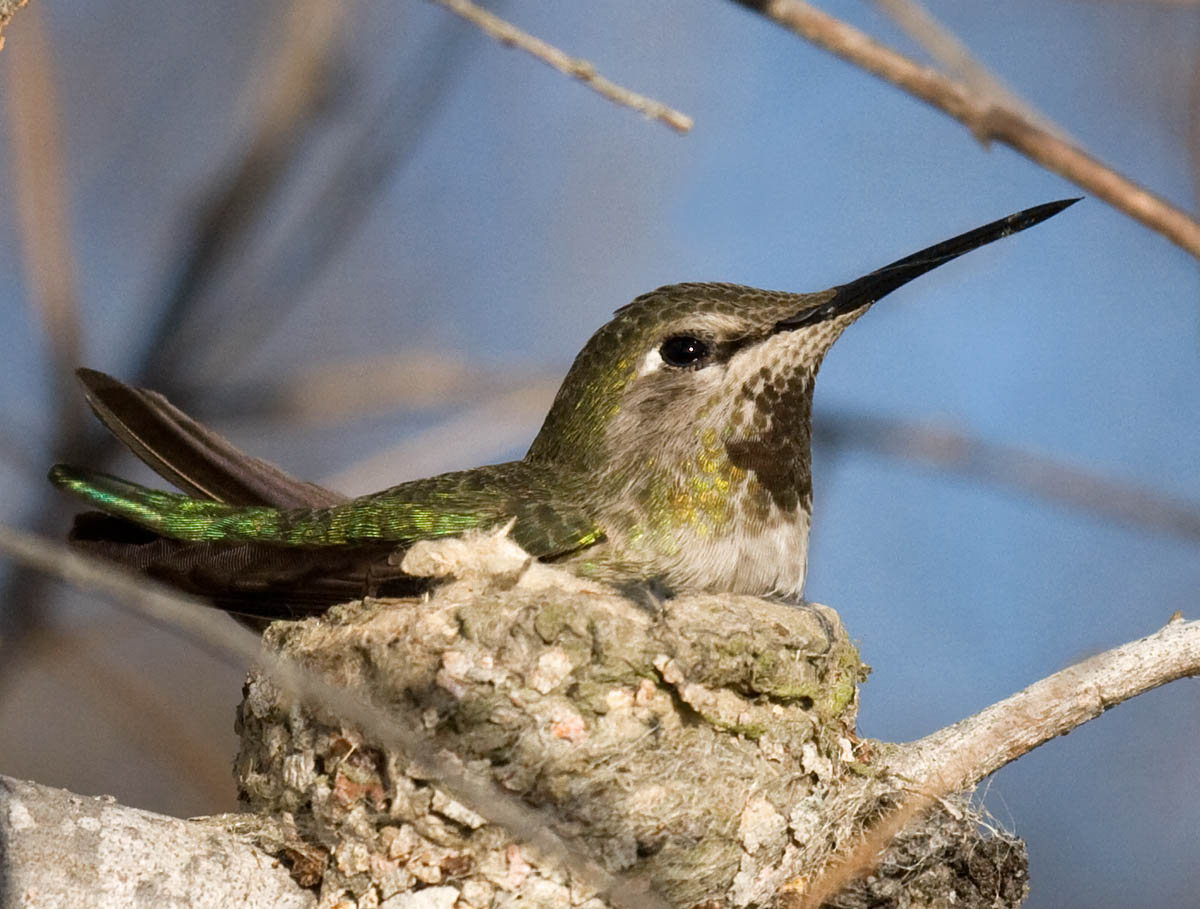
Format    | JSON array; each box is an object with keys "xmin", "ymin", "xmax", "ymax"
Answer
[{"xmin": 659, "ymin": 335, "xmax": 710, "ymax": 368}]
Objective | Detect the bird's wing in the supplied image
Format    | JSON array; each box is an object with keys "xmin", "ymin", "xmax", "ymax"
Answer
[
  {"xmin": 347, "ymin": 465, "xmax": 604, "ymax": 558},
  {"xmin": 49, "ymin": 462, "xmax": 603, "ymax": 558},
  {"xmin": 76, "ymin": 368, "xmax": 344, "ymax": 508},
  {"xmin": 507, "ymin": 497, "xmax": 605, "ymax": 559}
]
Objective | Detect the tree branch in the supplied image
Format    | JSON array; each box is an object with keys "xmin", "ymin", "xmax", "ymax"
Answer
[
  {"xmin": 890, "ymin": 614, "xmax": 1200, "ymax": 788},
  {"xmin": 429, "ymin": 0, "xmax": 693, "ymax": 133},
  {"xmin": 0, "ymin": 775, "xmax": 314, "ymax": 907},
  {"xmin": 871, "ymin": 0, "xmax": 1050, "ymax": 132},
  {"xmin": 795, "ymin": 615, "xmax": 1200, "ymax": 906},
  {"xmin": 732, "ymin": 0, "xmax": 1200, "ymax": 259}
]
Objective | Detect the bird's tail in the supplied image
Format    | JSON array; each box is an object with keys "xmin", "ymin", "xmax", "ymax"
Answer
[
  {"xmin": 48, "ymin": 464, "xmax": 282, "ymax": 543},
  {"xmin": 72, "ymin": 368, "xmax": 345, "ymax": 509}
]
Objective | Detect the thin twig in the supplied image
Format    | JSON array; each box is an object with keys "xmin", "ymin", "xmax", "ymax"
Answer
[
  {"xmin": 1189, "ymin": 52, "xmax": 1200, "ymax": 211},
  {"xmin": 795, "ymin": 615, "xmax": 1200, "ymax": 906},
  {"xmin": 0, "ymin": 525, "xmax": 669, "ymax": 909},
  {"xmin": 325, "ymin": 379, "xmax": 559, "ymax": 492},
  {"xmin": 429, "ymin": 0, "xmax": 692, "ymax": 133},
  {"xmin": 785, "ymin": 789, "xmax": 937, "ymax": 909},
  {"xmin": 251, "ymin": 356, "xmax": 546, "ymax": 424},
  {"xmin": 733, "ymin": 0, "xmax": 1200, "ymax": 259},
  {"xmin": 871, "ymin": 0, "xmax": 1060, "ymax": 137}
]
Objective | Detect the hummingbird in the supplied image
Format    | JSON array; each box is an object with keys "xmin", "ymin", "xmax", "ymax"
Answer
[{"xmin": 50, "ymin": 199, "xmax": 1076, "ymax": 619}]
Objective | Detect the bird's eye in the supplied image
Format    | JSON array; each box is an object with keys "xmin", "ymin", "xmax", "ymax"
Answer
[{"xmin": 659, "ymin": 335, "xmax": 711, "ymax": 368}]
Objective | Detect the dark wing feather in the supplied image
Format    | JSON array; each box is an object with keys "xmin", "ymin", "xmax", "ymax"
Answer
[
  {"xmin": 77, "ymin": 368, "xmax": 344, "ymax": 508},
  {"xmin": 69, "ymin": 513, "xmax": 417, "ymax": 618}
]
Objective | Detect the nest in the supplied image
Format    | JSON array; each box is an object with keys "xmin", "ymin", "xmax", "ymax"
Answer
[{"xmin": 235, "ymin": 533, "xmax": 1026, "ymax": 908}]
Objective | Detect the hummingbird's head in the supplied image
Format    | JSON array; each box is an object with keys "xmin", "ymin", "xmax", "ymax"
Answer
[
  {"xmin": 525, "ymin": 282, "xmax": 851, "ymax": 479},
  {"xmin": 526, "ymin": 199, "xmax": 1079, "ymax": 500}
]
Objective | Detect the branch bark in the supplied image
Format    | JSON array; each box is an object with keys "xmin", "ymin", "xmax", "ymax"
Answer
[
  {"xmin": 733, "ymin": 0, "xmax": 1200, "ymax": 259},
  {"xmin": 891, "ymin": 614, "xmax": 1200, "ymax": 786},
  {"xmin": 429, "ymin": 0, "xmax": 692, "ymax": 133},
  {"xmin": 793, "ymin": 615, "xmax": 1200, "ymax": 907},
  {"xmin": 0, "ymin": 775, "xmax": 314, "ymax": 908}
]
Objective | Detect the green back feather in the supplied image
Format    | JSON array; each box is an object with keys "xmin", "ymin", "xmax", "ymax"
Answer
[{"xmin": 48, "ymin": 463, "xmax": 602, "ymax": 559}]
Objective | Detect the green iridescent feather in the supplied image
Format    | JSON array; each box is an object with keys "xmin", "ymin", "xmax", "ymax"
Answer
[{"xmin": 48, "ymin": 462, "xmax": 603, "ymax": 559}]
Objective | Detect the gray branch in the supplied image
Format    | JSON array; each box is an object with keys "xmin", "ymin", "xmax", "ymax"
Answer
[{"xmin": 0, "ymin": 775, "xmax": 313, "ymax": 908}]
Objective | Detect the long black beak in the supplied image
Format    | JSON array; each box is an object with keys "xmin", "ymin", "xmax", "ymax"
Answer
[{"xmin": 778, "ymin": 198, "xmax": 1079, "ymax": 329}]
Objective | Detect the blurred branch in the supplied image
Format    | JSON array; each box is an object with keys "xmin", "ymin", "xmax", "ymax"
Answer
[
  {"xmin": 142, "ymin": 0, "xmax": 348, "ymax": 389},
  {"xmin": 815, "ymin": 411, "xmax": 1200, "ymax": 542},
  {"xmin": 278, "ymin": 355, "xmax": 542, "ymax": 423},
  {"xmin": 188, "ymin": 15, "xmax": 472, "ymax": 381},
  {"xmin": 732, "ymin": 0, "xmax": 1200, "ymax": 259},
  {"xmin": 325, "ymin": 378, "xmax": 559, "ymax": 492},
  {"xmin": 28, "ymin": 624, "xmax": 233, "ymax": 805},
  {"xmin": 0, "ymin": 525, "xmax": 667, "ymax": 909},
  {"xmin": 0, "ymin": 0, "xmax": 349, "ymax": 710},
  {"xmin": 794, "ymin": 614, "xmax": 1200, "ymax": 907},
  {"xmin": 183, "ymin": 354, "xmax": 554, "ymax": 426},
  {"xmin": 0, "ymin": 5, "xmax": 86, "ymax": 694},
  {"xmin": 4, "ymin": 5, "xmax": 84, "ymax": 452},
  {"xmin": 429, "ymin": 0, "xmax": 692, "ymax": 133},
  {"xmin": 1189, "ymin": 52, "xmax": 1200, "ymax": 211}
]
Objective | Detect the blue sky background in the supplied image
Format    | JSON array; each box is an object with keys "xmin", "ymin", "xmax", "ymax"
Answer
[{"xmin": 0, "ymin": 2, "xmax": 1198, "ymax": 906}]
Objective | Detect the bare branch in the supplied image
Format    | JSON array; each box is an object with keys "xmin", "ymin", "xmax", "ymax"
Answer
[
  {"xmin": 188, "ymin": 356, "xmax": 554, "ymax": 425},
  {"xmin": 325, "ymin": 379, "xmax": 559, "ymax": 492},
  {"xmin": 1189, "ymin": 51, "xmax": 1200, "ymax": 209},
  {"xmin": 4, "ymin": 5, "xmax": 84, "ymax": 451},
  {"xmin": 0, "ymin": 525, "xmax": 668, "ymax": 909},
  {"xmin": 733, "ymin": 0, "xmax": 1200, "ymax": 259},
  {"xmin": 429, "ymin": 0, "xmax": 693, "ymax": 133},
  {"xmin": 892, "ymin": 614, "xmax": 1200, "ymax": 788},
  {"xmin": 797, "ymin": 615, "xmax": 1200, "ymax": 906},
  {"xmin": 871, "ymin": 0, "xmax": 1059, "ymax": 137},
  {"xmin": 0, "ymin": 775, "xmax": 314, "ymax": 907}
]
